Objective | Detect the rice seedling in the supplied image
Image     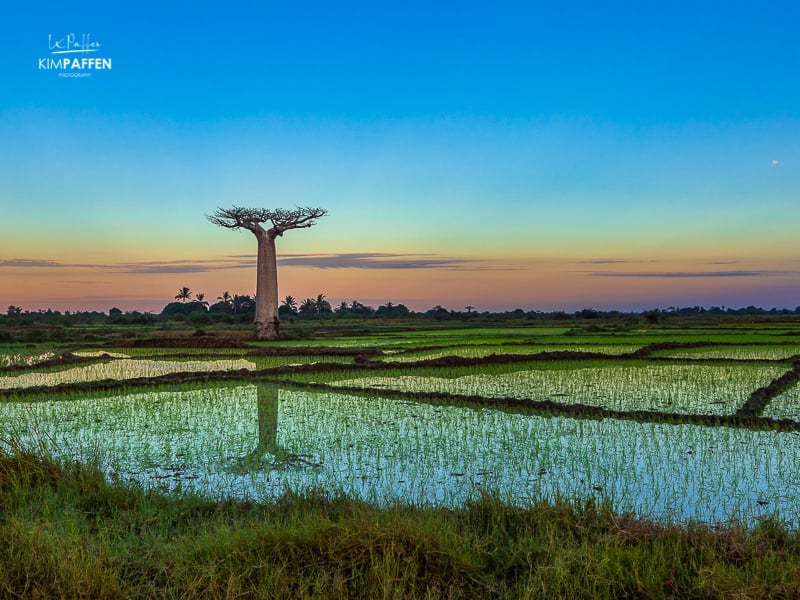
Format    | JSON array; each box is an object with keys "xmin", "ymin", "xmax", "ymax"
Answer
[
  {"xmin": 0, "ymin": 350, "xmax": 56, "ymax": 367},
  {"xmin": 72, "ymin": 350, "xmax": 130, "ymax": 358},
  {"xmin": 3, "ymin": 384, "xmax": 800, "ymax": 527},
  {"xmin": 112, "ymin": 347, "xmax": 253, "ymax": 357},
  {"xmin": 3, "ymin": 323, "xmax": 800, "ymax": 535},
  {"xmin": 760, "ymin": 380, "xmax": 800, "ymax": 421},
  {"xmin": 326, "ymin": 361, "xmax": 788, "ymax": 415},
  {"xmin": 652, "ymin": 345, "xmax": 800, "ymax": 360},
  {"xmin": 382, "ymin": 344, "xmax": 642, "ymax": 362},
  {"xmin": 248, "ymin": 355, "xmax": 357, "ymax": 370},
  {"xmin": 0, "ymin": 358, "xmax": 256, "ymax": 390},
  {"xmin": 0, "ymin": 384, "xmax": 261, "ymax": 493}
]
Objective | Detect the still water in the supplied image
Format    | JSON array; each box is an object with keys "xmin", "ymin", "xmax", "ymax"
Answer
[{"xmin": 2, "ymin": 384, "xmax": 798, "ymax": 527}]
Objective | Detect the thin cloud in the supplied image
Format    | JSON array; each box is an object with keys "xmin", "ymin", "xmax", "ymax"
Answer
[
  {"xmin": 3, "ymin": 253, "xmax": 525, "ymax": 274},
  {"xmin": 0, "ymin": 258, "xmax": 106, "ymax": 269},
  {"xmin": 115, "ymin": 258, "xmax": 253, "ymax": 274},
  {"xmin": 114, "ymin": 253, "xmax": 485, "ymax": 273},
  {"xmin": 577, "ymin": 258, "xmax": 634, "ymax": 265},
  {"xmin": 279, "ymin": 252, "xmax": 440, "ymax": 259},
  {"xmin": 587, "ymin": 270, "xmax": 795, "ymax": 278},
  {"xmin": 0, "ymin": 259, "xmax": 68, "ymax": 268},
  {"xmin": 277, "ymin": 253, "xmax": 484, "ymax": 270},
  {"xmin": 274, "ymin": 252, "xmax": 523, "ymax": 271},
  {"xmin": 0, "ymin": 257, "xmax": 243, "ymax": 275}
]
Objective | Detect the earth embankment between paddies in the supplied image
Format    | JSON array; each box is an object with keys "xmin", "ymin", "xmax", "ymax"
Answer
[
  {"xmin": 736, "ymin": 357, "xmax": 800, "ymax": 418},
  {"xmin": 0, "ymin": 351, "xmax": 114, "ymax": 374},
  {"xmin": 3, "ymin": 342, "xmax": 800, "ymax": 432}
]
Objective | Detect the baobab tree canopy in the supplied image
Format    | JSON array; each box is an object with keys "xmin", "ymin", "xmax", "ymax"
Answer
[
  {"xmin": 207, "ymin": 206, "xmax": 327, "ymax": 239},
  {"xmin": 208, "ymin": 206, "xmax": 327, "ymax": 340}
]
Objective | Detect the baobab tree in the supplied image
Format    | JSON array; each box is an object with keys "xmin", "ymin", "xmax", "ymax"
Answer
[{"xmin": 208, "ymin": 206, "xmax": 327, "ymax": 340}]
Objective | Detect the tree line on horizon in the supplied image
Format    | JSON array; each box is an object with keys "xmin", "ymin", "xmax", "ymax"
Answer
[
  {"xmin": 5, "ymin": 297, "xmax": 800, "ymax": 326},
  {"xmin": 162, "ymin": 288, "xmax": 413, "ymax": 321}
]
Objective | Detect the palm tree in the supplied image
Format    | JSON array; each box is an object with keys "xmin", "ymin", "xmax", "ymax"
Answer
[
  {"xmin": 315, "ymin": 293, "xmax": 332, "ymax": 315},
  {"xmin": 196, "ymin": 293, "xmax": 209, "ymax": 307},
  {"xmin": 232, "ymin": 294, "xmax": 255, "ymax": 314},
  {"xmin": 299, "ymin": 298, "xmax": 317, "ymax": 317},
  {"xmin": 175, "ymin": 287, "xmax": 192, "ymax": 303},
  {"xmin": 281, "ymin": 295, "xmax": 298, "ymax": 314},
  {"xmin": 217, "ymin": 291, "xmax": 233, "ymax": 306}
]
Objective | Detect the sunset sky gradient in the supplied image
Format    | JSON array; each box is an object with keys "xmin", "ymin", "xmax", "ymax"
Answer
[{"xmin": 2, "ymin": 2, "xmax": 799, "ymax": 313}]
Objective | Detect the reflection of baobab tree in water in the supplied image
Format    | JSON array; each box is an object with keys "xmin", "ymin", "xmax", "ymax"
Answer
[{"xmin": 232, "ymin": 385, "xmax": 318, "ymax": 473}]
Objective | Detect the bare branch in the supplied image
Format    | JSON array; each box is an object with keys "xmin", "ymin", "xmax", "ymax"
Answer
[
  {"xmin": 270, "ymin": 207, "xmax": 328, "ymax": 235},
  {"xmin": 208, "ymin": 206, "xmax": 327, "ymax": 236},
  {"xmin": 207, "ymin": 206, "xmax": 266, "ymax": 232}
]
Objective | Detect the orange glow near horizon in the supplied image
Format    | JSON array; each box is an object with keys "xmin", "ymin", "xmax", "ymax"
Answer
[{"xmin": 2, "ymin": 251, "xmax": 798, "ymax": 314}]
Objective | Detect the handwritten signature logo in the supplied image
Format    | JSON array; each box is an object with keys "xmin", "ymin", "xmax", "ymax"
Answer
[
  {"xmin": 48, "ymin": 33, "xmax": 101, "ymax": 55},
  {"xmin": 39, "ymin": 33, "xmax": 112, "ymax": 78}
]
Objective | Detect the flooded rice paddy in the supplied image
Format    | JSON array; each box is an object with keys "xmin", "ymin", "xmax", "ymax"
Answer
[
  {"xmin": 381, "ymin": 344, "xmax": 643, "ymax": 361},
  {"xmin": 2, "ymin": 329, "xmax": 800, "ymax": 527},
  {"xmin": 0, "ymin": 358, "xmax": 256, "ymax": 390},
  {"xmin": 653, "ymin": 345, "xmax": 800, "ymax": 360},
  {"xmin": 328, "ymin": 362, "xmax": 787, "ymax": 416}
]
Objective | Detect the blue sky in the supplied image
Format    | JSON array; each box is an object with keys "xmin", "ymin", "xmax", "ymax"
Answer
[
  {"xmin": 8, "ymin": 2, "xmax": 800, "ymax": 121},
  {"xmin": 1, "ymin": 1, "xmax": 799, "ymax": 312}
]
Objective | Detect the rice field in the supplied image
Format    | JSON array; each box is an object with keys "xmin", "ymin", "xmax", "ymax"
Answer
[
  {"xmin": 762, "ymin": 382, "xmax": 800, "ymax": 421},
  {"xmin": 2, "ymin": 324, "xmax": 800, "ymax": 528},
  {"xmin": 0, "ymin": 350, "xmax": 56, "ymax": 367},
  {"xmin": 652, "ymin": 345, "xmax": 800, "ymax": 360},
  {"xmin": 0, "ymin": 358, "xmax": 256, "ymax": 389},
  {"xmin": 3, "ymin": 384, "xmax": 799, "ymax": 527},
  {"xmin": 382, "ymin": 344, "xmax": 643, "ymax": 361},
  {"xmin": 327, "ymin": 362, "xmax": 788, "ymax": 415}
]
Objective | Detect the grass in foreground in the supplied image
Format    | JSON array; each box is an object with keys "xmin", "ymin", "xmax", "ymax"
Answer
[{"xmin": 2, "ymin": 448, "xmax": 800, "ymax": 599}]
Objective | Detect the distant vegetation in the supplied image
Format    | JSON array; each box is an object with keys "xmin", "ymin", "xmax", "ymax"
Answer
[
  {"xmin": 4, "ymin": 296, "xmax": 800, "ymax": 328},
  {"xmin": 2, "ymin": 289, "xmax": 799, "ymax": 346}
]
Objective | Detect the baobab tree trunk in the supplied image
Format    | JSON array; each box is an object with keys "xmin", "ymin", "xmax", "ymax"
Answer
[
  {"xmin": 208, "ymin": 206, "xmax": 326, "ymax": 341},
  {"xmin": 256, "ymin": 385, "xmax": 279, "ymax": 451},
  {"xmin": 255, "ymin": 230, "xmax": 280, "ymax": 340},
  {"xmin": 230, "ymin": 385, "xmax": 286, "ymax": 472}
]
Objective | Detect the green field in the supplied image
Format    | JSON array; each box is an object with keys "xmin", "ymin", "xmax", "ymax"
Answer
[
  {"xmin": 2, "ymin": 319, "xmax": 800, "ymax": 597},
  {"xmin": 3, "ymin": 321, "xmax": 800, "ymax": 523}
]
